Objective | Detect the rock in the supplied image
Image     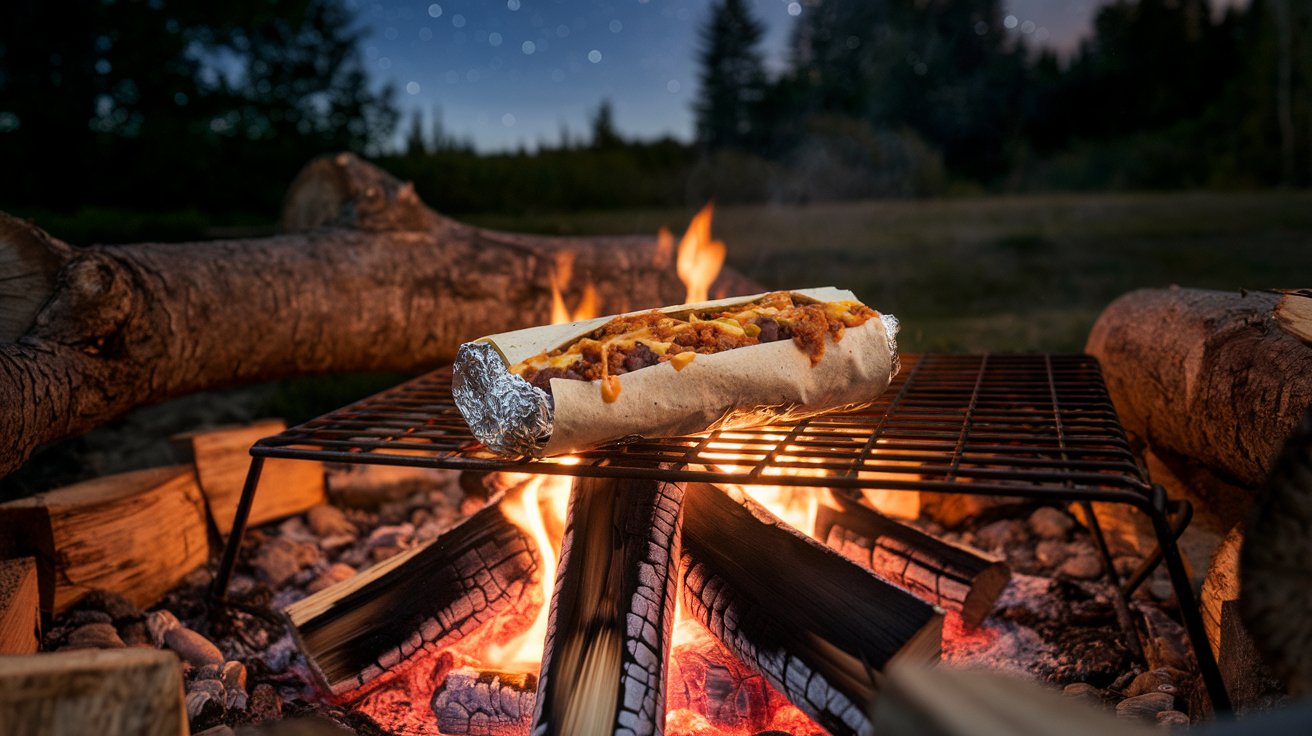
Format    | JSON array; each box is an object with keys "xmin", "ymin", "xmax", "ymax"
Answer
[
  {"xmin": 224, "ymin": 687, "xmax": 248, "ymax": 712},
  {"xmin": 194, "ymin": 726, "xmax": 235, "ymax": 736},
  {"xmin": 63, "ymin": 609, "xmax": 113, "ymax": 627},
  {"xmin": 973, "ymin": 519, "xmax": 1024, "ymax": 552},
  {"xmin": 371, "ymin": 544, "xmax": 405, "ymax": 562},
  {"xmin": 183, "ymin": 567, "xmax": 214, "ymax": 588},
  {"xmin": 252, "ymin": 537, "xmax": 310, "ymax": 587},
  {"xmin": 1062, "ymin": 682, "xmax": 1104, "ymax": 707},
  {"xmin": 1116, "ymin": 692, "xmax": 1175, "ymax": 721},
  {"xmin": 1029, "ymin": 506, "xmax": 1076, "ymax": 540},
  {"xmin": 222, "ymin": 660, "xmax": 248, "ymax": 692},
  {"xmin": 1156, "ymin": 710, "xmax": 1190, "ymax": 727},
  {"xmin": 366, "ymin": 523, "xmax": 414, "ymax": 549},
  {"xmin": 307, "ymin": 504, "xmax": 356, "ymax": 537},
  {"xmin": 189, "ymin": 678, "xmax": 226, "ymax": 701},
  {"xmin": 1148, "ymin": 577, "xmax": 1174, "ymax": 602},
  {"xmin": 118, "ymin": 620, "xmax": 151, "ymax": 647},
  {"xmin": 307, "ymin": 563, "xmax": 357, "ymax": 593},
  {"xmin": 185, "ymin": 689, "xmax": 223, "ymax": 723},
  {"xmin": 77, "ymin": 589, "xmax": 143, "ymax": 621},
  {"xmin": 64, "ymin": 623, "xmax": 126, "ymax": 650},
  {"xmin": 1035, "ymin": 539, "xmax": 1068, "ymax": 566},
  {"xmin": 1127, "ymin": 669, "xmax": 1176, "ymax": 697},
  {"xmin": 165, "ymin": 627, "xmax": 224, "ymax": 667},
  {"xmin": 1059, "ymin": 550, "xmax": 1103, "ymax": 580},
  {"xmin": 248, "ymin": 683, "xmax": 282, "ymax": 722},
  {"xmin": 194, "ymin": 663, "xmax": 222, "ymax": 681},
  {"xmin": 147, "ymin": 609, "xmax": 182, "ymax": 646}
]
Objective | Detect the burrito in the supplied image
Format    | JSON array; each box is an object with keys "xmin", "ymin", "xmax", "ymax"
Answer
[{"xmin": 452, "ymin": 287, "xmax": 899, "ymax": 457}]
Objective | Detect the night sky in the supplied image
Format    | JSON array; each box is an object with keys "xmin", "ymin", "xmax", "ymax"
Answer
[{"xmin": 351, "ymin": 0, "xmax": 1244, "ymax": 152}]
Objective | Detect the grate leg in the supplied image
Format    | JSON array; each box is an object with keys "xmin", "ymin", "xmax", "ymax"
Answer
[
  {"xmin": 1082, "ymin": 500, "xmax": 1144, "ymax": 660},
  {"xmin": 210, "ymin": 456, "xmax": 266, "ymax": 603},
  {"xmin": 1143, "ymin": 491, "xmax": 1231, "ymax": 712}
]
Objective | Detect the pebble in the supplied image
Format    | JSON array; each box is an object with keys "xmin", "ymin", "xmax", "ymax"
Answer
[
  {"xmin": 1126, "ymin": 669, "xmax": 1176, "ymax": 697},
  {"xmin": 193, "ymin": 727, "xmax": 235, "ymax": 736},
  {"xmin": 189, "ymin": 678, "xmax": 226, "ymax": 702},
  {"xmin": 367, "ymin": 523, "xmax": 414, "ymax": 550},
  {"xmin": 147, "ymin": 609, "xmax": 182, "ymax": 647},
  {"xmin": 1029, "ymin": 506, "xmax": 1076, "ymax": 540},
  {"xmin": 1062, "ymin": 682, "xmax": 1103, "ymax": 707},
  {"xmin": 973, "ymin": 519, "xmax": 1023, "ymax": 552},
  {"xmin": 77, "ymin": 590, "xmax": 142, "ymax": 621},
  {"xmin": 308, "ymin": 501, "xmax": 359, "ymax": 537},
  {"xmin": 1035, "ymin": 539, "xmax": 1068, "ymax": 565},
  {"xmin": 185, "ymin": 689, "xmax": 222, "ymax": 723},
  {"xmin": 1148, "ymin": 577, "xmax": 1175, "ymax": 602},
  {"xmin": 248, "ymin": 683, "xmax": 282, "ymax": 722},
  {"xmin": 252, "ymin": 537, "xmax": 313, "ymax": 587},
  {"xmin": 194, "ymin": 663, "xmax": 222, "ymax": 681},
  {"xmin": 308, "ymin": 563, "xmax": 358, "ymax": 593},
  {"xmin": 221, "ymin": 660, "xmax": 248, "ymax": 692},
  {"xmin": 62, "ymin": 609, "xmax": 112, "ymax": 627},
  {"xmin": 64, "ymin": 623, "xmax": 126, "ymax": 650},
  {"xmin": 1116, "ymin": 692, "xmax": 1175, "ymax": 721},
  {"xmin": 1156, "ymin": 710, "xmax": 1190, "ymax": 727},
  {"xmin": 183, "ymin": 567, "xmax": 214, "ymax": 589},
  {"xmin": 1059, "ymin": 550, "xmax": 1103, "ymax": 580},
  {"xmin": 118, "ymin": 620, "xmax": 151, "ymax": 647},
  {"xmin": 165, "ymin": 627, "xmax": 224, "ymax": 667},
  {"xmin": 224, "ymin": 687, "xmax": 249, "ymax": 711}
]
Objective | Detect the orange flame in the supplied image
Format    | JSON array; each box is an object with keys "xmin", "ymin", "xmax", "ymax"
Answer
[
  {"xmin": 676, "ymin": 203, "xmax": 726, "ymax": 304},
  {"xmin": 550, "ymin": 253, "xmax": 601, "ymax": 324}
]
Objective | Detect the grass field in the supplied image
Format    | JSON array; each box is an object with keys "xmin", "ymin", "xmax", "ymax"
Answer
[{"xmin": 468, "ymin": 191, "xmax": 1312, "ymax": 352}]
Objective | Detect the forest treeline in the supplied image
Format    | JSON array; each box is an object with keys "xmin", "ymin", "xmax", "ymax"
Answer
[{"xmin": 2, "ymin": 0, "xmax": 1311, "ymax": 226}]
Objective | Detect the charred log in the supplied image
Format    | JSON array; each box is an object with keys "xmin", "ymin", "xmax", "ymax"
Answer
[
  {"xmin": 816, "ymin": 495, "xmax": 1009, "ymax": 626},
  {"xmin": 285, "ymin": 494, "xmax": 541, "ymax": 697},
  {"xmin": 432, "ymin": 666, "xmax": 537, "ymax": 736},
  {"xmin": 0, "ymin": 153, "xmax": 761, "ymax": 479},
  {"xmin": 680, "ymin": 483, "xmax": 942, "ymax": 736},
  {"xmin": 531, "ymin": 475, "xmax": 685, "ymax": 736}
]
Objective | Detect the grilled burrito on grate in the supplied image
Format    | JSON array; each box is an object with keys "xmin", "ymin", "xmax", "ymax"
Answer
[{"xmin": 452, "ymin": 287, "xmax": 899, "ymax": 457}]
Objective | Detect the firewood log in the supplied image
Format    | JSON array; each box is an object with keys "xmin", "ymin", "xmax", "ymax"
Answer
[
  {"xmin": 286, "ymin": 494, "xmax": 541, "ymax": 698},
  {"xmin": 0, "ymin": 648, "xmax": 186, "ymax": 736},
  {"xmin": 679, "ymin": 483, "xmax": 942, "ymax": 736},
  {"xmin": 1087, "ymin": 287, "xmax": 1312, "ymax": 490},
  {"xmin": 432, "ymin": 666, "xmax": 537, "ymax": 736},
  {"xmin": 666, "ymin": 620, "xmax": 805, "ymax": 734},
  {"xmin": 0, "ymin": 466, "xmax": 209, "ymax": 615},
  {"xmin": 0, "ymin": 557, "xmax": 40, "ymax": 654},
  {"xmin": 172, "ymin": 419, "xmax": 326, "ymax": 535},
  {"xmin": 1274, "ymin": 289, "xmax": 1312, "ymax": 346},
  {"xmin": 531, "ymin": 476, "xmax": 685, "ymax": 736},
  {"xmin": 816, "ymin": 495, "xmax": 1010, "ymax": 626},
  {"xmin": 0, "ymin": 152, "xmax": 761, "ymax": 479}
]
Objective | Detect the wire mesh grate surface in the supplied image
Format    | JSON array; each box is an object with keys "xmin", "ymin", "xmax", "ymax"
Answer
[{"xmin": 257, "ymin": 353, "xmax": 1152, "ymax": 503}]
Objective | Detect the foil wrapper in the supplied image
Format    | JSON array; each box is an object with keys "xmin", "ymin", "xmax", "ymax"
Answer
[{"xmin": 452, "ymin": 287, "xmax": 899, "ymax": 458}]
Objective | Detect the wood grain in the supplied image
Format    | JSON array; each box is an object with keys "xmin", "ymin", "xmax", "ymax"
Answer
[{"xmin": 0, "ymin": 557, "xmax": 40, "ymax": 654}]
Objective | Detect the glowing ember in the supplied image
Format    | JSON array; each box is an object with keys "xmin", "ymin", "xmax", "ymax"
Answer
[{"xmin": 676, "ymin": 202, "xmax": 726, "ymax": 304}]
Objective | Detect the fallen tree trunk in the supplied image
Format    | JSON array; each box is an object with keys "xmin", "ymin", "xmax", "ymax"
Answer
[
  {"xmin": 1086, "ymin": 287, "xmax": 1312, "ymax": 490},
  {"xmin": 0, "ymin": 152, "xmax": 760, "ymax": 479}
]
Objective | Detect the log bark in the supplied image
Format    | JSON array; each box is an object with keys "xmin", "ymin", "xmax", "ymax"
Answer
[
  {"xmin": 173, "ymin": 419, "xmax": 326, "ymax": 535},
  {"xmin": 285, "ymin": 494, "xmax": 541, "ymax": 697},
  {"xmin": 432, "ymin": 666, "xmax": 537, "ymax": 736},
  {"xmin": 0, "ymin": 557, "xmax": 40, "ymax": 654},
  {"xmin": 0, "ymin": 466, "xmax": 209, "ymax": 615},
  {"xmin": 531, "ymin": 475, "xmax": 685, "ymax": 736},
  {"xmin": 0, "ymin": 648, "xmax": 186, "ymax": 736},
  {"xmin": 816, "ymin": 495, "xmax": 1010, "ymax": 626},
  {"xmin": 1086, "ymin": 287, "xmax": 1312, "ymax": 490},
  {"xmin": 0, "ymin": 152, "xmax": 761, "ymax": 479},
  {"xmin": 679, "ymin": 483, "xmax": 942, "ymax": 736}
]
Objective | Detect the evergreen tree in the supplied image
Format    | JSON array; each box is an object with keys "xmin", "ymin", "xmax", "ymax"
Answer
[
  {"xmin": 694, "ymin": 0, "xmax": 767, "ymax": 150},
  {"xmin": 405, "ymin": 108, "xmax": 427, "ymax": 156},
  {"xmin": 590, "ymin": 99, "xmax": 623, "ymax": 149}
]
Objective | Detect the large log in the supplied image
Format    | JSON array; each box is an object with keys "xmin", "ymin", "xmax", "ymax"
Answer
[
  {"xmin": 1086, "ymin": 287, "xmax": 1312, "ymax": 491},
  {"xmin": 531, "ymin": 475, "xmax": 685, "ymax": 736},
  {"xmin": 0, "ymin": 466, "xmax": 209, "ymax": 615},
  {"xmin": 0, "ymin": 152, "xmax": 761, "ymax": 479},
  {"xmin": 0, "ymin": 648, "xmax": 187, "ymax": 736},
  {"xmin": 679, "ymin": 483, "xmax": 942, "ymax": 736}
]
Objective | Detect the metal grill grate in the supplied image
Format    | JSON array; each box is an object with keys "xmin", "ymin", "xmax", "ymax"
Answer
[{"xmin": 256, "ymin": 353, "xmax": 1151, "ymax": 504}]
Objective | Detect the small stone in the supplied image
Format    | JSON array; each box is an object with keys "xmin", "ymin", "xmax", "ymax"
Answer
[
  {"xmin": 194, "ymin": 726, "xmax": 235, "ymax": 736},
  {"xmin": 308, "ymin": 501, "xmax": 359, "ymax": 537},
  {"xmin": 371, "ymin": 544, "xmax": 404, "ymax": 562},
  {"xmin": 221, "ymin": 660, "xmax": 248, "ymax": 692},
  {"xmin": 64, "ymin": 623, "xmax": 126, "ymax": 650},
  {"xmin": 63, "ymin": 609, "xmax": 113, "ymax": 627},
  {"xmin": 367, "ymin": 523, "xmax": 414, "ymax": 549},
  {"xmin": 77, "ymin": 590, "xmax": 142, "ymax": 621},
  {"xmin": 224, "ymin": 687, "xmax": 248, "ymax": 712},
  {"xmin": 189, "ymin": 678, "xmax": 226, "ymax": 701},
  {"xmin": 194, "ymin": 664, "xmax": 222, "ymax": 681},
  {"xmin": 973, "ymin": 519, "xmax": 1023, "ymax": 552},
  {"xmin": 1148, "ymin": 577, "xmax": 1175, "ymax": 602},
  {"xmin": 147, "ymin": 610, "xmax": 182, "ymax": 647},
  {"xmin": 1116, "ymin": 692, "xmax": 1175, "ymax": 721},
  {"xmin": 248, "ymin": 683, "xmax": 282, "ymax": 722},
  {"xmin": 183, "ymin": 567, "xmax": 214, "ymax": 588},
  {"xmin": 1035, "ymin": 539, "xmax": 1069, "ymax": 565},
  {"xmin": 185, "ymin": 689, "xmax": 223, "ymax": 723},
  {"xmin": 1029, "ymin": 507, "xmax": 1076, "ymax": 540},
  {"xmin": 1127, "ymin": 669, "xmax": 1176, "ymax": 697},
  {"xmin": 165, "ymin": 627, "xmax": 224, "ymax": 667},
  {"xmin": 252, "ymin": 537, "xmax": 305, "ymax": 587},
  {"xmin": 1156, "ymin": 710, "xmax": 1190, "ymax": 727},
  {"xmin": 307, "ymin": 563, "xmax": 357, "ymax": 593},
  {"xmin": 1059, "ymin": 551, "xmax": 1103, "ymax": 580},
  {"xmin": 118, "ymin": 620, "xmax": 151, "ymax": 647}
]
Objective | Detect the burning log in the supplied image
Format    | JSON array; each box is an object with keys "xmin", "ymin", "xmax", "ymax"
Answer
[
  {"xmin": 0, "ymin": 649, "xmax": 186, "ymax": 736},
  {"xmin": 680, "ymin": 483, "xmax": 943, "ymax": 736},
  {"xmin": 285, "ymin": 494, "xmax": 541, "ymax": 697},
  {"xmin": 531, "ymin": 476, "xmax": 685, "ymax": 736},
  {"xmin": 0, "ymin": 466, "xmax": 209, "ymax": 615},
  {"xmin": 1087, "ymin": 288, "xmax": 1312, "ymax": 491},
  {"xmin": 432, "ymin": 666, "xmax": 538, "ymax": 736},
  {"xmin": 816, "ymin": 495, "xmax": 1010, "ymax": 626},
  {"xmin": 0, "ymin": 153, "xmax": 760, "ymax": 479},
  {"xmin": 0, "ymin": 557, "xmax": 40, "ymax": 654}
]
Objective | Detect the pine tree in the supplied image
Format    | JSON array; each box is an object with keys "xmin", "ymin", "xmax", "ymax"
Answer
[
  {"xmin": 694, "ymin": 0, "xmax": 767, "ymax": 150},
  {"xmin": 590, "ymin": 99, "xmax": 623, "ymax": 149}
]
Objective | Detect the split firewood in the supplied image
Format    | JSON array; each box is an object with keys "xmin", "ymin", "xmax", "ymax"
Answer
[
  {"xmin": 1241, "ymin": 408, "xmax": 1312, "ymax": 696},
  {"xmin": 0, "ymin": 466, "xmax": 209, "ymax": 615},
  {"xmin": 0, "ymin": 153, "xmax": 760, "ymax": 479},
  {"xmin": 173, "ymin": 419, "xmax": 326, "ymax": 535},
  {"xmin": 0, "ymin": 648, "xmax": 186, "ymax": 736},
  {"xmin": 531, "ymin": 475, "xmax": 685, "ymax": 736},
  {"xmin": 816, "ymin": 495, "xmax": 1010, "ymax": 626},
  {"xmin": 1274, "ymin": 289, "xmax": 1312, "ymax": 346},
  {"xmin": 1087, "ymin": 287, "xmax": 1312, "ymax": 490},
  {"xmin": 679, "ymin": 483, "xmax": 943, "ymax": 736},
  {"xmin": 0, "ymin": 557, "xmax": 40, "ymax": 654},
  {"xmin": 286, "ymin": 494, "xmax": 541, "ymax": 698},
  {"xmin": 871, "ymin": 662, "xmax": 1156, "ymax": 736}
]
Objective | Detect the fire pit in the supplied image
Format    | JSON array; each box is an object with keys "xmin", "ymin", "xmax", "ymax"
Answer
[{"xmin": 208, "ymin": 351, "xmax": 1227, "ymax": 734}]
